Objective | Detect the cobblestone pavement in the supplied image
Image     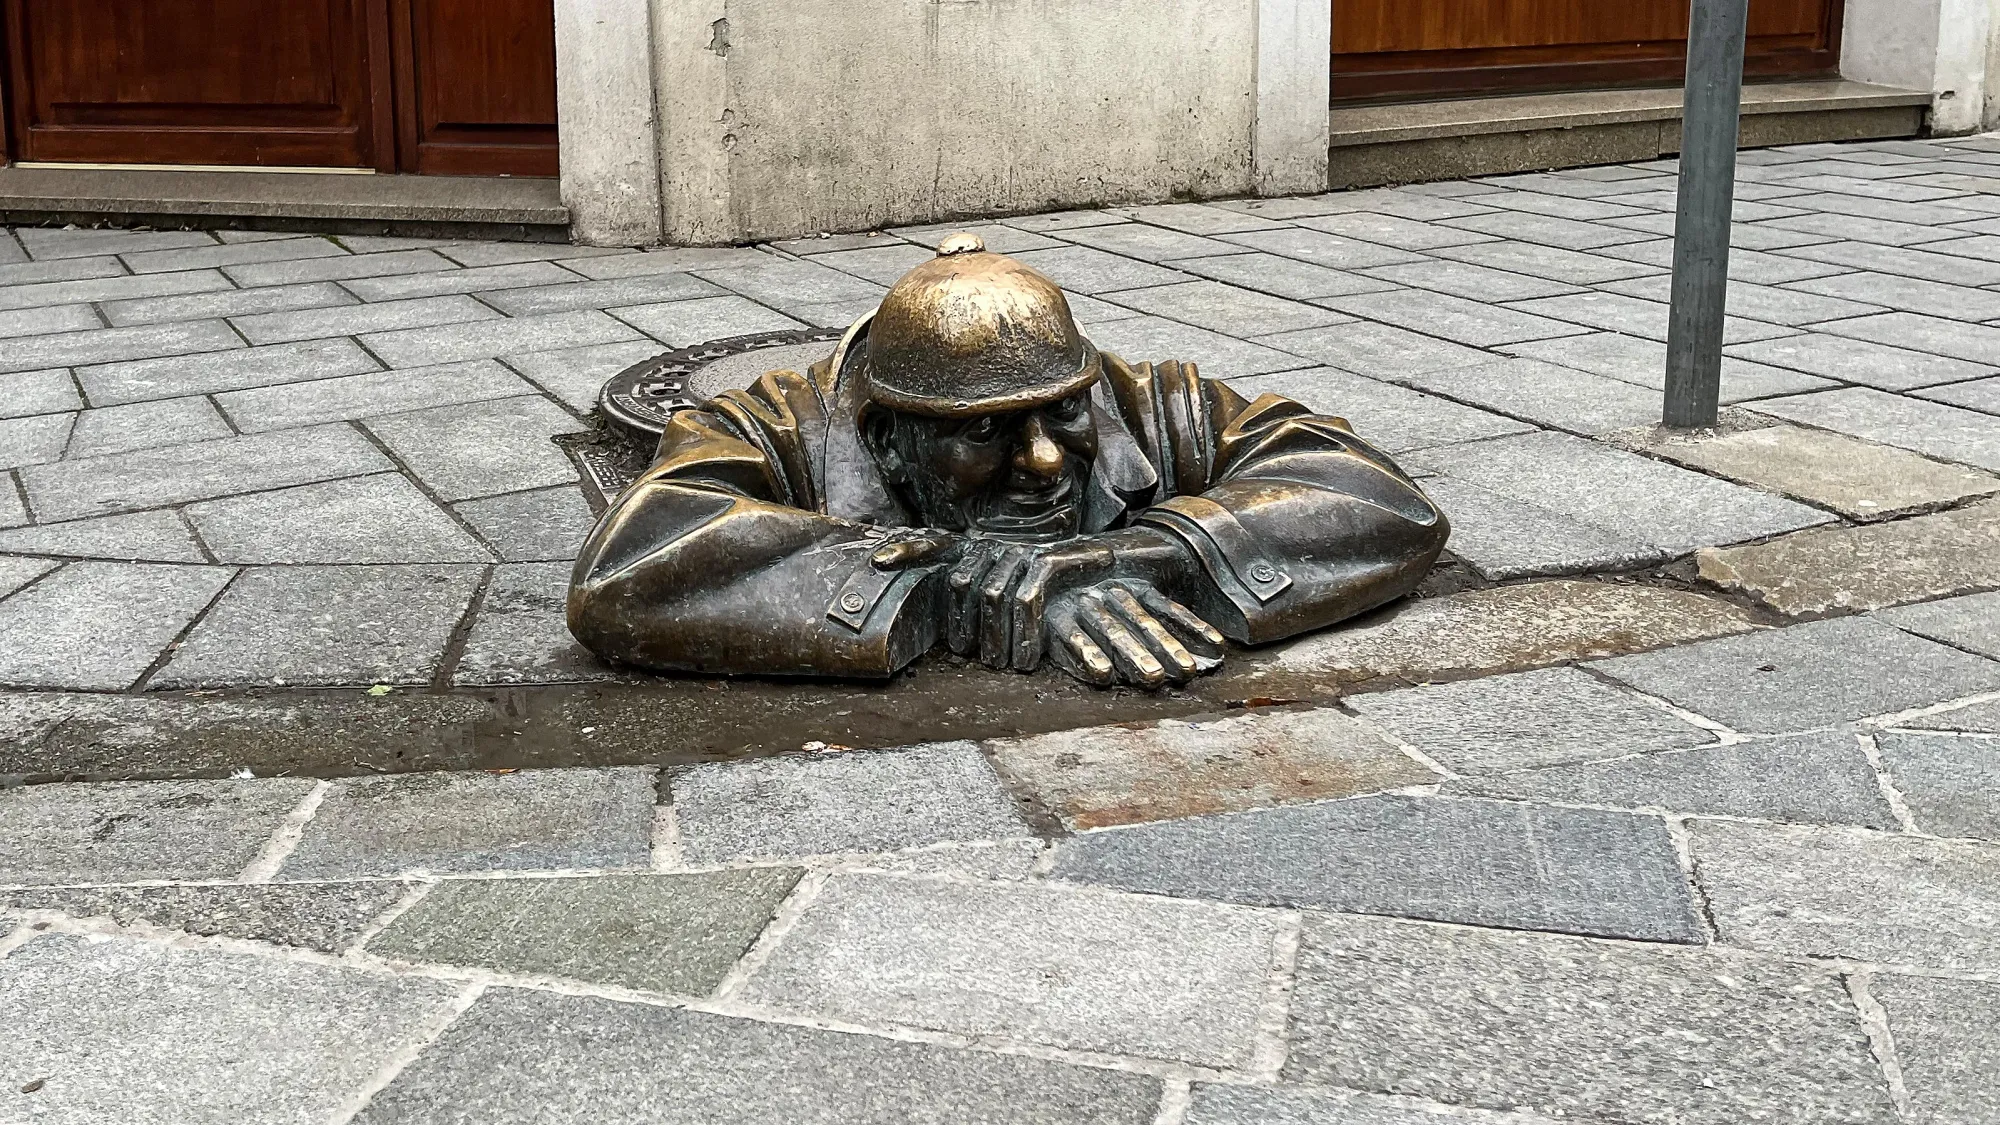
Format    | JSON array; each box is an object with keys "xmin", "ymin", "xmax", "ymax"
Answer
[{"xmin": 5, "ymin": 135, "xmax": 2000, "ymax": 1122}]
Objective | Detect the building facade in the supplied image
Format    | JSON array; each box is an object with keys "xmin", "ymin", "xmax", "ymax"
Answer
[{"xmin": 1, "ymin": 0, "xmax": 1995, "ymax": 246}]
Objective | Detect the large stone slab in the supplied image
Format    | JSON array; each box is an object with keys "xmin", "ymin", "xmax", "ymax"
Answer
[
  {"xmin": 1691, "ymin": 819, "xmax": 2000, "ymax": 972},
  {"xmin": 214, "ymin": 359, "xmax": 534, "ymax": 433},
  {"xmin": 1455, "ymin": 730, "xmax": 1897, "ymax": 828},
  {"xmin": 185, "ymin": 474, "xmax": 491, "ymax": 564},
  {"xmin": 452, "ymin": 486, "xmax": 593, "ymax": 562},
  {"xmin": 1283, "ymin": 912, "xmax": 1895, "ymax": 1125},
  {"xmin": 1903, "ymin": 698, "xmax": 2000, "ymax": 734},
  {"xmin": 281, "ymin": 766, "xmax": 655, "ymax": 878},
  {"xmin": 0, "ymin": 556, "xmax": 57, "ymax": 598},
  {"xmin": 741, "ymin": 874, "xmax": 1279, "ymax": 1067},
  {"xmin": 1255, "ymin": 319, "xmax": 1491, "ymax": 378},
  {"xmin": 1103, "ymin": 279, "xmax": 1347, "ymax": 336},
  {"xmin": 368, "ymin": 869, "xmax": 800, "ymax": 994},
  {"xmin": 1254, "ymin": 579, "xmax": 1757, "ymax": 687},
  {"xmin": 1315, "ymin": 289, "xmax": 1587, "ymax": 349},
  {"xmin": 0, "ymin": 777, "xmax": 314, "ymax": 884},
  {"xmin": 0, "ymin": 561, "xmax": 235, "ymax": 690},
  {"xmin": 1502, "ymin": 331, "xmax": 1833, "ymax": 403},
  {"xmin": 361, "ymin": 309, "xmax": 644, "ymax": 368},
  {"xmin": 1402, "ymin": 357, "xmax": 1661, "ymax": 435},
  {"xmin": 0, "ymin": 881, "xmax": 405, "ymax": 951},
  {"xmin": 1725, "ymin": 332, "xmax": 1997, "ymax": 392},
  {"xmin": 0, "ymin": 510, "xmax": 207, "ymax": 562},
  {"xmin": 1417, "ymin": 475, "xmax": 1659, "ymax": 579},
  {"xmin": 20, "ymin": 423, "xmax": 392, "ymax": 522},
  {"xmin": 1345, "ymin": 665, "xmax": 1715, "ymax": 774},
  {"xmin": 1871, "ymin": 974, "xmax": 2000, "ymax": 1125},
  {"xmin": 1086, "ymin": 315, "xmax": 1310, "ymax": 382},
  {"xmin": 66, "ymin": 396, "xmax": 233, "ymax": 459},
  {"xmin": 1747, "ymin": 387, "xmax": 2000, "ymax": 473},
  {"xmin": 0, "ymin": 934, "xmax": 461, "ymax": 1125},
  {"xmin": 1875, "ymin": 731, "xmax": 2000, "ymax": 839},
  {"xmin": 989, "ymin": 709, "xmax": 1432, "ymax": 831},
  {"xmin": 453, "ymin": 561, "xmax": 622, "ymax": 685},
  {"xmin": 1185, "ymin": 1084, "xmax": 1567, "ymax": 1125},
  {"xmin": 364, "ymin": 394, "xmax": 582, "ymax": 501},
  {"xmin": 1697, "ymin": 501, "xmax": 2000, "ymax": 614},
  {"xmin": 671, "ymin": 742, "xmax": 1032, "ymax": 864},
  {"xmin": 151, "ymin": 564, "xmax": 484, "ymax": 688},
  {"xmin": 1876, "ymin": 590, "xmax": 2000, "ymax": 659},
  {"xmin": 1052, "ymin": 794, "xmax": 1702, "ymax": 942},
  {"xmin": 1595, "ymin": 617, "xmax": 2000, "ymax": 733},
  {"xmin": 1225, "ymin": 367, "xmax": 1533, "ymax": 454},
  {"xmin": 350, "ymin": 987, "xmax": 1161, "ymax": 1125},
  {"xmin": 1638, "ymin": 424, "xmax": 2000, "ymax": 521},
  {"xmin": 75, "ymin": 338, "xmax": 381, "ymax": 406}
]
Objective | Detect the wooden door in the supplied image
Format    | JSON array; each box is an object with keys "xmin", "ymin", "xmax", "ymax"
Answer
[
  {"xmin": 1, "ymin": 0, "xmax": 391, "ymax": 167},
  {"xmin": 1332, "ymin": 0, "xmax": 1846, "ymax": 103},
  {"xmin": 389, "ymin": 0, "xmax": 558, "ymax": 176}
]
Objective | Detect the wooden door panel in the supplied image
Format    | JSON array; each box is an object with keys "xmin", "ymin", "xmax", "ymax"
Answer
[
  {"xmin": 1333, "ymin": 0, "xmax": 1846, "ymax": 102},
  {"xmin": 2, "ymin": 0, "xmax": 385, "ymax": 166},
  {"xmin": 392, "ymin": 0, "xmax": 558, "ymax": 176}
]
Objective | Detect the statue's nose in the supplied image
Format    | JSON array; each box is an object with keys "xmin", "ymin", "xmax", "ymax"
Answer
[{"xmin": 1016, "ymin": 414, "xmax": 1064, "ymax": 478}]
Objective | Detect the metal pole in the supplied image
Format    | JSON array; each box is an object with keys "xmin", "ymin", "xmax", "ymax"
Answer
[{"xmin": 1663, "ymin": 0, "xmax": 1749, "ymax": 428}]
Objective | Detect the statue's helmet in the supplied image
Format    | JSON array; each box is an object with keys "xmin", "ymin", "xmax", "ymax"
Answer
[{"xmin": 862, "ymin": 233, "xmax": 1100, "ymax": 418}]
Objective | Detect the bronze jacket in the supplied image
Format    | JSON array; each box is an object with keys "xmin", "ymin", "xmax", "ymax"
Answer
[{"xmin": 568, "ymin": 326, "xmax": 1450, "ymax": 678}]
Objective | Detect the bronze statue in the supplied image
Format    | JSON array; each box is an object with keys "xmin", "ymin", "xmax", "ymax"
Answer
[{"xmin": 568, "ymin": 233, "xmax": 1449, "ymax": 688}]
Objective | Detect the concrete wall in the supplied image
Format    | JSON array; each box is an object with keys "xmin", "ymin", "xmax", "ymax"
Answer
[
  {"xmin": 1842, "ymin": 0, "xmax": 1999, "ymax": 133},
  {"xmin": 556, "ymin": 0, "xmax": 667, "ymax": 244}
]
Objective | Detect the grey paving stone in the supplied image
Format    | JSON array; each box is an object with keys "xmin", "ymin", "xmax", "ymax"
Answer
[
  {"xmin": 1594, "ymin": 238, "xmax": 1850, "ymax": 284},
  {"xmin": 186, "ymin": 474, "xmax": 489, "ymax": 564},
  {"xmin": 1087, "ymin": 315, "xmax": 1310, "ymax": 381},
  {"xmin": 1428, "ymin": 239, "xmax": 1662, "ymax": 284},
  {"xmin": 1749, "ymin": 386, "xmax": 2000, "ymax": 472},
  {"xmin": 1105, "ymin": 280, "xmax": 1348, "ymax": 336},
  {"xmin": 562, "ymin": 245, "xmax": 776, "ymax": 280},
  {"xmin": 1002, "ymin": 245, "xmax": 1193, "ymax": 293},
  {"xmin": 1320, "ymin": 289, "xmax": 1587, "ymax": 348},
  {"xmin": 1439, "ymin": 210, "xmax": 1657, "ymax": 249},
  {"xmin": 16, "ymin": 227, "xmax": 217, "ymax": 260},
  {"xmin": 1505, "ymin": 331, "xmax": 1833, "ymax": 401},
  {"xmin": 890, "ymin": 221, "xmax": 1065, "ymax": 253},
  {"xmin": 0, "ymin": 477, "xmax": 23, "ymax": 529},
  {"xmin": 1408, "ymin": 430, "xmax": 1832, "ymax": 559},
  {"xmin": 1187, "ymin": 1085, "xmax": 1571, "ymax": 1125},
  {"xmin": 437, "ymin": 243, "xmax": 634, "ymax": 268},
  {"xmin": 1263, "ymin": 579, "xmax": 1756, "ymax": 684},
  {"xmin": 1600, "ymin": 617, "xmax": 2000, "ymax": 732},
  {"xmin": 1602, "ymin": 274, "xmax": 1882, "ymax": 326},
  {"xmin": 1053, "ymin": 794, "xmax": 1701, "ymax": 942},
  {"xmin": 215, "ymin": 358, "xmax": 534, "ymax": 432},
  {"xmin": 1777, "ymin": 240, "xmax": 2000, "ymax": 286},
  {"xmin": 990, "ymin": 708, "xmax": 1435, "ymax": 831},
  {"xmin": 0, "ymin": 267, "xmax": 232, "ymax": 313},
  {"xmin": 223, "ymin": 247, "xmax": 460, "ymax": 287},
  {"xmin": 101, "ymin": 279, "xmax": 359, "ymax": 327},
  {"xmin": 0, "ymin": 302, "xmax": 98, "ymax": 339},
  {"xmin": 1876, "ymin": 590, "xmax": 2000, "ymax": 659},
  {"xmin": 363, "ymin": 309, "xmax": 644, "ymax": 368},
  {"xmin": 1904, "ymin": 699, "xmax": 2000, "ymax": 733},
  {"xmin": 1638, "ymin": 424, "xmax": 2000, "ymax": 520},
  {"xmin": 122, "ymin": 235, "xmax": 348, "ymax": 274},
  {"xmin": 1457, "ymin": 729, "xmax": 1897, "ymax": 827},
  {"xmin": 1507, "ymin": 291, "xmax": 1797, "ymax": 345},
  {"xmin": 1696, "ymin": 500, "xmax": 2000, "ymax": 615},
  {"xmin": 673, "ymin": 742, "xmax": 1031, "ymax": 864},
  {"xmin": 1055, "ymin": 222, "xmax": 1243, "ymax": 262},
  {"xmin": 1284, "ymin": 911, "xmax": 1895, "ymax": 1125},
  {"xmin": 1783, "ymin": 270, "xmax": 2000, "ymax": 322},
  {"xmin": 22, "ymin": 423, "xmax": 391, "ymax": 522},
  {"xmin": 769, "ymin": 231, "xmax": 905, "ymax": 256},
  {"xmin": 1000, "ymin": 208, "xmax": 1130, "ymax": 231},
  {"xmin": 0, "ymin": 776, "xmax": 314, "ymax": 883},
  {"xmin": 453, "ymin": 486, "xmax": 592, "ymax": 562},
  {"xmin": 1106, "ymin": 202, "xmax": 1286, "ymax": 235},
  {"xmin": 1174, "ymin": 252, "xmax": 1403, "ymax": 300},
  {"xmin": 0, "ymin": 254, "xmax": 124, "ymax": 287},
  {"xmin": 1226, "ymin": 367, "xmax": 1534, "ymax": 453},
  {"xmin": 1817, "ymin": 310, "xmax": 2000, "ymax": 368},
  {"xmin": 1258, "ymin": 320, "xmax": 1492, "ymax": 378},
  {"xmin": 0, "ymin": 319, "xmax": 243, "ymax": 374},
  {"xmin": 1418, "ymin": 474, "xmax": 1656, "ymax": 578},
  {"xmin": 0, "ymin": 881, "xmax": 406, "ymax": 951},
  {"xmin": 231, "ymin": 293, "xmax": 498, "ymax": 345},
  {"xmin": 453, "ymin": 561, "xmax": 621, "ymax": 685},
  {"xmin": 1357, "ymin": 257, "xmax": 1582, "ymax": 302},
  {"xmin": 281, "ymin": 766, "xmax": 654, "ymax": 877},
  {"xmin": 502, "ymin": 339, "xmax": 665, "ymax": 412},
  {"xmin": 77, "ymin": 337, "xmax": 382, "ymax": 405},
  {"xmin": 340, "ymin": 259, "xmax": 580, "ymax": 300},
  {"xmin": 1215, "ymin": 228, "xmax": 1427, "ymax": 271},
  {"xmin": 0, "ymin": 411, "xmax": 71, "ymax": 468},
  {"xmin": 692, "ymin": 258, "xmax": 887, "ymax": 310},
  {"xmin": 0, "ymin": 562, "xmax": 233, "ymax": 690},
  {"xmin": 0, "ymin": 556, "xmax": 57, "ymax": 598},
  {"xmin": 369, "ymin": 869, "xmax": 800, "ymax": 993},
  {"xmin": 478, "ymin": 271, "xmax": 728, "ymax": 316},
  {"xmin": 1292, "ymin": 211, "xmax": 1499, "ymax": 251},
  {"xmin": 1691, "ymin": 819, "xmax": 2000, "ymax": 971},
  {"xmin": 152, "ymin": 563, "xmax": 483, "ymax": 688},
  {"xmin": 610, "ymin": 294, "xmax": 807, "ymax": 346},
  {"xmin": 0, "ymin": 368, "xmax": 80, "ymax": 418},
  {"xmin": 1872, "ymin": 974, "xmax": 2000, "ymax": 1125},
  {"xmin": 851, "ymin": 838, "xmax": 1047, "ymax": 881},
  {"xmin": 366, "ymin": 394, "xmax": 581, "ymax": 502},
  {"xmin": 1403, "ymin": 357, "xmax": 1661, "ymax": 434},
  {"xmin": 1346, "ymin": 665, "xmax": 1714, "ymax": 774},
  {"xmin": 0, "ymin": 510, "xmax": 204, "ymax": 563},
  {"xmin": 1919, "ymin": 374, "xmax": 2000, "ymax": 415},
  {"xmin": 1875, "ymin": 731, "xmax": 2000, "ymax": 839},
  {"xmin": 350, "ymin": 986, "xmax": 1161, "ymax": 1125},
  {"xmin": 785, "ymin": 296, "xmax": 883, "ymax": 329},
  {"xmin": 64, "ymin": 396, "xmax": 232, "ymax": 459},
  {"xmin": 1286, "ymin": 186, "xmax": 1501, "ymax": 220},
  {"xmin": 1783, "ymin": 193, "xmax": 1988, "ymax": 228},
  {"xmin": 743, "ymin": 874, "xmax": 1277, "ymax": 1067},
  {"xmin": 811, "ymin": 243, "xmax": 941, "ymax": 285},
  {"xmin": 1209, "ymin": 195, "xmax": 1365, "ymax": 219},
  {"xmin": 0, "ymin": 933, "xmax": 460, "ymax": 1124}
]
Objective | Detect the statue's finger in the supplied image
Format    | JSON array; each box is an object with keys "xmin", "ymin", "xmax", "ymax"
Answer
[
  {"xmin": 1127, "ymin": 583, "xmax": 1225, "ymax": 657},
  {"xmin": 1058, "ymin": 628, "xmax": 1116, "ymax": 686},
  {"xmin": 870, "ymin": 532, "xmax": 959, "ymax": 570},
  {"xmin": 1078, "ymin": 596, "xmax": 1167, "ymax": 689},
  {"xmin": 979, "ymin": 548, "xmax": 1029, "ymax": 669},
  {"xmin": 1102, "ymin": 586, "xmax": 1199, "ymax": 683},
  {"xmin": 1010, "ymin": 557, "xmax": 1057, "ymax": 672},
  {"xmin": 946, "ymin": 541, "xmax": 999, "ymax": 655}
]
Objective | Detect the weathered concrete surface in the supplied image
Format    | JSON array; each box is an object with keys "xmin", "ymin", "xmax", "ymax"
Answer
[
  {"xmin": 0, "ymin": 881, "xmax": 405, "ymax": 952},
  {"xmin": 1636, "ymin": 423, "xmax": 2000, "ymax": 521},
  {"xmin": 987, "ymin": 709, "xmax": 1434, "ymax": 830},
  {"xmin": 0, "ymin": 777, "xmax": 315, "ymax": 885},
  {"xmin": 1697, "ymin": 500, "xmax": 2000, "ymax": 614}
]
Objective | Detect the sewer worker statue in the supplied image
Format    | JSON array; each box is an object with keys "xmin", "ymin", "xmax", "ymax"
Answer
[{"xmin": 567, "ymin": 233, "xmax": 1449, "ymax": 689}]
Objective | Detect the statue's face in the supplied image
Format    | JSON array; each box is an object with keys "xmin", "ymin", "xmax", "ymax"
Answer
[{"xmin": 869, "ymin": 392, "xmax": 1099, "ymax": 542}]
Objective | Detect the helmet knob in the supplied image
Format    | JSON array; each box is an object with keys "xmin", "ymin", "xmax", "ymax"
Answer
[{"xmin": 936, "ymin": 232, "xmax": 986, "ymax": 256}]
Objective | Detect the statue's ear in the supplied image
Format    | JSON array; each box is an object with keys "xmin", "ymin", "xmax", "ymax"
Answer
[{"xmin": 862, "ymin": 407, "xmax": 906, "ymax": 483}]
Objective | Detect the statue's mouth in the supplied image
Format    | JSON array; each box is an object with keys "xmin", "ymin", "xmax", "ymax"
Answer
[{"xmin": 975, "ymin": 474, "xmax": 1078, "ymax": 541}]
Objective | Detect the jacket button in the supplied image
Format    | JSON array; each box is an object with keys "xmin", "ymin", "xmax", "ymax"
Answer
[
  {"xmin": 1249, "ymin": 563, "xmax": 1278, "ymax": 583},
  {"xmin": 840, "ymin": 592, "xmax": 866, "ymax": 613}
]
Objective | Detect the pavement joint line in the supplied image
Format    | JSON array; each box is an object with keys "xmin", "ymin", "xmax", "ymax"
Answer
[
  {"xmin": 429, "ymin": 563, "xmax": 495, "ymax": 690},
  {"xmin": 1148, "ymin": 1080, "xmax": 1195, "ymax": 1125},
  {"xmin": 1027, "ymin": 841, "xmax": 1063, "ymax": 877},
  {"xmin": 1857, "ymin": 688, "xmax": 2000, "ymax": 730},
  {"xmin": 1335, "ymin": 702, "xmax": 1461, "ymax": 780},
  {"xmin": 1855, "ymin": 731, "xmax": 1924, "ymax": 836},
  {"xmin": 1243, "ymin": 910, "xmax": 1303, "ymax": 1082},
  {"xmin": 128, "ymin": 563, "xmax": 243, "ymax": 693},
  {"xmin": 1662, "ymin": 814, "xmax": 1720, "ymax": 943},
  {"xmin": 341, "ymin": 880, "xmax": 434, "ymax": 957},
  {"xmin": 649, "ymin": 801, "xmax": 683, "ymax": 872},
  {"xmin": 175, "ymin": 506, "xmax": 224, "ymax": 564},
  {"xmin": 708, "ymin": 868, "xmax": 828, "ymax": 1003},
  {"xmin": 0, "ymin": 557, "xmax": 66, "ymax": 607},
  {"xmin": 236, "ymin": 777, "xmax": 333, "ymax": 882},
  {"xmin": 1844, "ymin": 971, "xmax": 1916, "ymax": 1119},
  {"xmin": 323, "ymin": 979, "xmax": 485, "ymax": 1125}
]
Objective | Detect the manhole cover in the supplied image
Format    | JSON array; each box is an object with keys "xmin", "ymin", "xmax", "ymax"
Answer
[{"xmin": 598, "ymin": 328, "xmax": 845, "ymax": 440}]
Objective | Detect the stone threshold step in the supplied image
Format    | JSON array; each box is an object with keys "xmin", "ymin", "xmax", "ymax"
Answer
[
  {"xmin": 1330, "ymin": 79, "xmax": 1933, "ymax": 189},
  {"xmin": 0, "ymin": 167, "xmax": 571, "ymax": 243}
]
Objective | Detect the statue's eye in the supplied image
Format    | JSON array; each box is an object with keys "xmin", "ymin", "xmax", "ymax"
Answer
[
  {"xmin": 960, "ymin": 416, "xmax": 1001, "ymax": 442},
  {"xmin": 1049, "ymin": 395, "xmax": 1085, "ymax": 421}
]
